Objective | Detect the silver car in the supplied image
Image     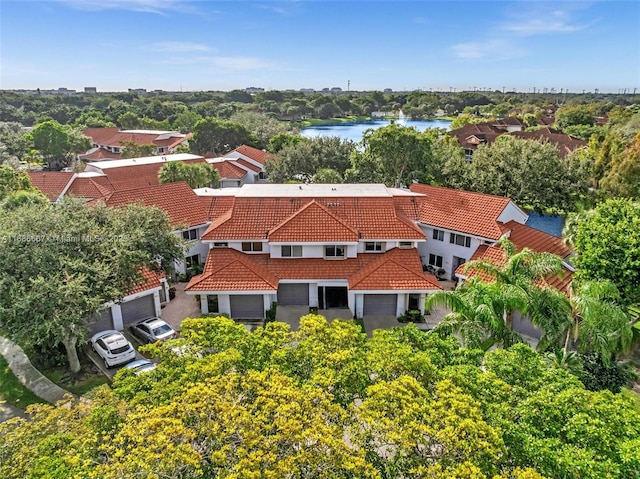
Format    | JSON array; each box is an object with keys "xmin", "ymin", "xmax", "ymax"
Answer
[
  {"xmin": 123, "ymin": 359, "xmax": 157, "ymax": 375},
  {"xmin": 91, "ymin": 330, "xmax": 136, "ymax": 368},
  {"xmin": 129, "ymin": 317, "xmax": 177, "ymax": 344}
]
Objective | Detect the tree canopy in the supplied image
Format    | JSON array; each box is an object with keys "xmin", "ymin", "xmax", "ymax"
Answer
[
  {"xmin": 1, "ymin": 315, "xmax": 639, "ymax": 478},
  {"xmin": 190, "ymin": 117, "xmax": 259, "ymax": 156},
  {"xmin": 158, "ymin": 161, "xmax": 220, "ymax": 189},
  {"xmin": 0, "ymin": 199, "xmax": 184, "ymax": 373}
]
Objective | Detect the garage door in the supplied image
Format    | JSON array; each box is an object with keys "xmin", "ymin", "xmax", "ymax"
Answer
[
  {"xmin": 230, "ymin": 295, "xmax": 264, "ymax": 320},
  {"xmin": 363, "ymin": 294, "xmax": 397, "ymax": 316},
  {"xmin": 121, "ymin": 295, "xmax": 156, "ymax": 326},
  {"xmin": 278, "ymin": 283, "xmax": 309, "ymax": 306},
  {"xmin": 88, "ymin": 308, "xmax": 114, "ymax": 334}
]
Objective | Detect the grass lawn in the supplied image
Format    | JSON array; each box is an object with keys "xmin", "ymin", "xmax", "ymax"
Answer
[
  {"xmin": 43, "ymin": 367, "xmax": 109, "ymax": 397},
  {"xmin": 0, "ymin": 355, "xmax": 44, "ymax": 409}
]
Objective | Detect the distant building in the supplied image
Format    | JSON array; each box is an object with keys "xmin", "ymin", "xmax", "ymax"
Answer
[
  {"xmin": 300, "ymin": 88, "xmax": 315, "ymax": 93},
  {"xmin": 128, "ymin": 88, "xmax": 147, "ymax": 94},
  {"xmin": 55, "ymin": 87, "xmax": 76, "ymax": 95},
  {"xmin": 245, "ymin": 87, "xmax": 265, "ymax": 93},
  {"xmin": 330, "ymin": 87, "xmax": 343, "ymax": 93},
  {"xmin": 384, "ymin": 88, "xmax": 393, "ymax": 93},
  {"xmin": 84, "ymin": 87, "xmax": 97, "ymax": 94}
]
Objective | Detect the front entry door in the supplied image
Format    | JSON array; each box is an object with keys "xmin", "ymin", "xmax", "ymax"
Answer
[{"xmin": 452, "ymin": 256, "xmax": 466, "ymax": 280}]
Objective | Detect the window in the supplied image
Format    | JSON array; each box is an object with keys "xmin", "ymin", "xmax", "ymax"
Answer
[
  {"xmin": 432, "ymin": 229, "xmax": 444, "ymax": 241},
  {"xmin": 185, "ymin": 254, "xmax": 200, "ymax": 268},
  {"xmin": 449, "ymin": 233, "xmax": 471, "ymax": 248},
  {"xmin": 113, "ymin": 147, "xmax": 120, "ymax": 153},
  {"xmin": 258, "ymin": 171, "xmax": 266, "ymax": 180},
  {"xmin": 408, "ymin": 294, "xmax": 420, "ymax": 311},
  {"xmin": 158, "ymin": 146, "xmax": 167, "ymax": 153},
  {"xmin": 207, "ymin": 295, "xmax": 219, "ymax": 313},
  {"xmin": 281, "ymin": 245, "xmax": 302, "ymax": 257},
  {"xmin": 213, "ymin": 242, "xmax": 228, "ymax": 248},
  {"xmin": 428, "ymin": 254, "xmax": 443, "ymax": 268},
  {"xmin": 364, "ymin": 241, "xmax": 384, "ymax": 252},
  {"xmin": 242, "ymin": 242, "xmax": 263, "ymax": 252},
  {"xmin": 182, "ymin": 229, "xmax": 198, "ymax": 241},
  {"xmin": 324, "ymin": 245, "xmax": 345, "ymax": 258},
  {"xmin": 399, "ymin": 241, "xmax": 413, "ymax": 248}
]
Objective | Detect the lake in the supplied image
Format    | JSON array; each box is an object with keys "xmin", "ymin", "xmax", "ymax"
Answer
[{"xmin": 301, "ymin": 118, "xmax": 452, "ymax": 143}]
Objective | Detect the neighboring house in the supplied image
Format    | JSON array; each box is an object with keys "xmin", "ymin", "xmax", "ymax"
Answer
[
  {"xmin": 223, "ymin": 145, "xmax": 271, "ymax": 183},
  {"xmin": 88, "ymin": 269, "xmax": 169, "ymax": 334},
  {"xmin": 509, "ymin": 128, "xmax": 587, "ymax": 158},
  {"xmin": 95, "ymin": 182, "xmax": 211, "ymax": 276},
  {"xmin": 407, "ymin": 184, "xmax": 529, "ymax": 280},
  {"xmin": 80, "ymin": 128, "xmax": 192, "ymax": 162},
  {"xmin": 28, "ymin": 171, "xmax": 75, "ymax": 202},
  {"xmin": 84, "ymin": 153, "xmax": 206, "ymax": 191},
  {"xmin": 205, "ymin": 158, "xmax": 249, "ymax": 188},
  {"xmin": 448, "ymin": 117, "xmax": 584, "ymax": 160},
  {"xmin": 185, "ymin": 184, "xmax": 441, "ymax": 324},
  {"xmin": 454, "ymin": 220, "xmax": 575, "ymax": 339}
]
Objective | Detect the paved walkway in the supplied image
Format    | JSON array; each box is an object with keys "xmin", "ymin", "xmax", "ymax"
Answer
[
  {"xmin": 0, "ymin": 336, "xmax": 72, "ymax": 408},
  {"xmin": 161, "ymin": 282, "xmax": 202, "ymax": 331}
]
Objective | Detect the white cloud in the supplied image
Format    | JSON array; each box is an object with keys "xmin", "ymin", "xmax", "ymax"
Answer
[
  {"xmin": 451, "ymin": 39, "xmax": 525, "ymax": 61},
  {"xmin": 59, "ymin": 0, "xmax": 197, "ymax": 15},
  {"xmin": 502, "ymin": 18, "xmax": 585, "ymax": 35},
  {"xmin": 146, "ymin": 41, "xmax": 211, "ymax": 52}
]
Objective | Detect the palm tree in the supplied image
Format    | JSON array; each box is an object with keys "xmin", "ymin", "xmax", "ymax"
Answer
[
  {"xmin": 564, "ymin": 280, "xmax": 633, "ymax": 362},
  {"xmin": 462, "ymin": 237, "xmax": 567, "ymax": 335},
  {"xmin": 426, "ymin": 278, "xmax": 526, "ymax": 350},
  {"xmin": 158, "ymin": 161, "xmax": 186, "ymax": 184}
]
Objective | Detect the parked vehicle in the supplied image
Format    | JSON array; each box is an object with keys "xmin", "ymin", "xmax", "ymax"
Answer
[
  {"xmin": 123, "ymin": 359, "xmax": 157, "ymax": 375},
  {"xmin": 90, "ymin": 330, "xmax": 136, "ymax": 368},
  {"xmin": 129, "ymin": 317, "xmax": 177, "ymax": 344}
]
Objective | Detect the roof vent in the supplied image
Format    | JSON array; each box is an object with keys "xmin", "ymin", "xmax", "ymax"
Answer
[{"xmin": 327, "ymin": 202, "xmax": 340, "ymax": 207}]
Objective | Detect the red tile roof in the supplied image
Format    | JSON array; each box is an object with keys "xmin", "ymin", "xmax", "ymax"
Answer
[
  {"xmin": 234, "ymin": 157, "xmax": 262, "ymax": 173},
  {"xmin": 198, "ymin": 195, "xmax": 235, "ymax": 221},
  {"xmin": 28, "ymin": 172, "xmax": 74, "ymax": 201},
  {"xmin": 186, "ymin": 248, "xmax": 278, "ymax": 292},
  {"xmin": 447, "ymin": 123, "xmax": 504, "ymax": 150},
  {"xmin": 409, "ymin": 184, "xmax": 512, "ymax": 239},
  {"xmin": 509, "ymin": 128, "xmax": 587, "ymax": 158},
  {"xmin": 210, "ymin": 160, "xmax": 248, "ymax": 180},
  {"xmin": 129, "ymin": 268, "xmax": 165, "ymax": 295},
  {"xmin": 99, "ymin": 182, "xmax": 209, "ymax": 228},
  {"xmin": 187, "ymin": 247, "xmax": 439, "ymax": 293},
  {"xmin": 268, "ymin": 201, "xmax": 360, "ymax": 242},
  {"xmin": 227, "ymin": 145, "xmax": 271, "ymax": 165},
  {"xmin": 83, "ymin": 128, "xmax": 190, "ymax": 151},
  {"xmin": 67, "ymin": 177, "xmax": 114, "ymax": 199},
  {"xmin": 201, "ymin": 196, "xmax": 426, "ymax": 242},
  {"xmin": 80, "ymin": 147, "xmax": 122, "ymax": 161},
  {"xmin": 349, "ymin": 248, "xmax": 441, "ymax": 290}
]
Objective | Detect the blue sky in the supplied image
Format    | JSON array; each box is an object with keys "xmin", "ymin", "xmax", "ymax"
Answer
[{"xmin": 1, "ymin": 0, "xmax": 638, "ymax": 93}]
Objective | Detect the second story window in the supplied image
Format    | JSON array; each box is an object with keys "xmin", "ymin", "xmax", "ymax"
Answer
[
  {"xmin": 450, "ymin": 233, "xmax": 471, "ymax": 248},
  {"xmin": 324, "ymin": 245, "xmax": 345, "ymax": 258},
  {"xmin": 182, "ymin": 229, "xmax": 199, "ymax": 241},
  {"xmin": 432, "ymin": 229, "xmax": 444, "ymax": 241},
  {"xmin": 364, "ymin": 242, "xmax": 384, "ymax": 252},
  {"xmin": 399, "ymin": 241, "xmax": 413, "ymax": 248},
  {"xmin": 281, "ymin": 245, "xmax": 302, "ymax": 257},
  {"xmin": 242, "ymin": 242, "xmax": 263, "ymax": 252}
]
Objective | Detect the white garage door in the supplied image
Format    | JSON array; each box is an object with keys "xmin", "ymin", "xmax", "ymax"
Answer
[
  {"xmin": 88, "ymin": 308, "xmax": 114, "ymax": 334},
  {"xmin": 363, "ymin": 294, "xmax": 397, "ymax": 316},
  {"xmin": 230, "ymin": 295, "xmax": 264, "ymax": 320},
  {"xmin": 121, "ymin": 295, "xmax": 156, "ymax": 327},
  {"xmin": 278, "ymin": 283, "xmax": 309, "ymax": 306}
]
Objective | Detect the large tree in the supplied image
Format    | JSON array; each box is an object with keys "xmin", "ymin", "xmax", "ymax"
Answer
[
  {"xmin": 158, "ymin": 161, "xmax": 219, "ymax": 189},
  {"xmin": 189, "ymin": 117, "xmax": 259, "ymax": 156},
  {"xmin": 345, "ymin": 123, "xmax": 435, "ymax": 187},
  {"xmin": 0, "ymin": 199, "xmax": 183, "ymax": 373},
  {"xmin": 572, "ymin": 198, "xmax": 640, "ymax": 305},
  {"xmin": 27, "ymin": 120, "xmax": 91, "ymax": 170},
  {"xmin": 0, "ymin": 165, "xmax": 35, "ymax": 200},
  {"xmin": 469, "ymin": 135, "xmax": 590, "ymax": 213}
]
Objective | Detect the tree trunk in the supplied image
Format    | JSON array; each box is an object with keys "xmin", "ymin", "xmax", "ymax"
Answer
[
  {"xmin": 61, "ymin": 335, "xmax": 81, "ymax": 375},
  {"xmin": 505, "ymin": 311, "xmax": 513, "ymax": 328}
]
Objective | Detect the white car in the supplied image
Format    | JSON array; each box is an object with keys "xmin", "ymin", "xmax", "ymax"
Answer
[{"xmin": 90, "ymin": 330, "xmax": 136, "ymax": 368}]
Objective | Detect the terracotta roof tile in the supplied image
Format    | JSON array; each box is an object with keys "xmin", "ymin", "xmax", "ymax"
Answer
[
  {"xmin": 199, "ymin": 195, "xmax": 235, "ymax": 221},
  {"xmin": 502, "ymin": 220, "xmax": 572, "ymax": 258},
  {"xmin": 209, "ymin": 160, "xmax": 248, "ymax": 180},
  {"xmin": 509, "ymin": 128, "xmax": 587, "ymax": 158},
  {"xmin": 187, "ymin": 247, "xmax": 438, "ymax": 293},
  {"xmin": 100, "ymin": 182, "xmax": 209, "ymax": 228},
  {"xmin": 129, "ymin": 268, "xmax": 165, "ymax": 295},
  {"xmin": 28, "ymin": 172, "xmax": 74, "ymax": 201},
  {"xmin": 67, "ymin": 177, "xmax": 114, "ymax": 199},
  {"xmin": 186, "ymin": 248, "xmax": 278, "ymax": 292},
  {"xmin": 269, "ymin": 201, "xmax": 359, "ymax": 242},
  {"xmin": 227, "ymin": 145, "xmax": 272, "ymax": 165},
  {"xmin": 409, "ymin": 184, "xmax": 513, "ymax": 239},
  {"xmin": 234, "ymin": 157, "xmax": 262, "ymax": 173},
  {"xmin": 83, "ymin": 128, "xmax": 190, "ymax": 151},
  {"xmin": 201, "ymin": 196, "xmax": 426, "ymax": 241},
  {"xmin": 349, "ymin": 248, "xmax": 441, "ymax": 290}
]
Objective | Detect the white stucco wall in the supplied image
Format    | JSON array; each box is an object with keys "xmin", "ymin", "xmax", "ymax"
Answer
[{"xmin": 418, "ymin": 225, "xmax": 487, "ymax": 279}]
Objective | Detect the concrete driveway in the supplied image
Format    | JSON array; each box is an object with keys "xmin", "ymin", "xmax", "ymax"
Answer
[{"xmin": 161, "ymin": 282, "xmax": 201, "ymax": 332}]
